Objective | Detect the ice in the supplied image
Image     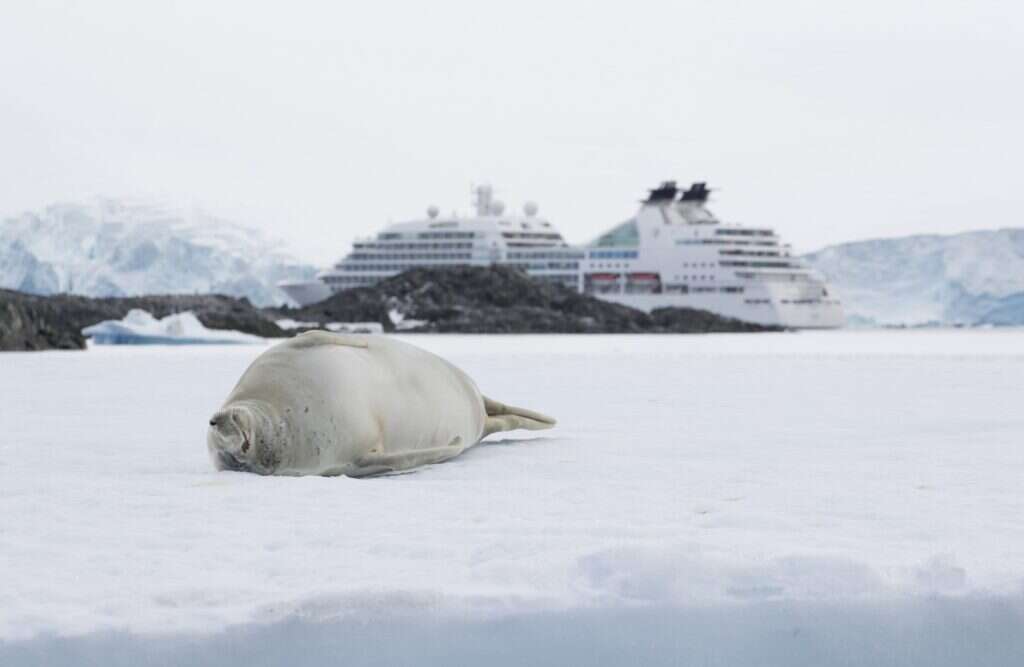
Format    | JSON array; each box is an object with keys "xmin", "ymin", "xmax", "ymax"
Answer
[
  {"xmin": 388, "ymin": 307, "xmax": 428, "ymax": 331},
  {"xmin": 0, "ymin": 198, "xmax": 317, "ymax": 306},
  {"xmin": 325, "ymin": 322, "xmax": 383, "ymax": 334},
  {"xmin": 2, "ymin": 331, "xmax": 1023, "ymax": 664},
  {"xmin": 804, "ymin": 228, "xmax": 1024, "ymax": 326},
  {"xmin": 82, "ymin": 309, "xmax": 264, "ymax": 345},
  {"xmin": 276, "ymin": 319, "xmax": 383, "ymax": 333},
  {"xmin": 274, "ymin": 318, "xmax": 322, "ymax": 330}
]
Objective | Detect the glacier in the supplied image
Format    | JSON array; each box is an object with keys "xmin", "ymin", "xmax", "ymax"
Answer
[
  {"xmin": 0, "ymin": 198, "xmax": 317, "ymax": 306},
  {"xmin": 804, "ymin": 228, "xmax": 1024, "ymax": 327}
]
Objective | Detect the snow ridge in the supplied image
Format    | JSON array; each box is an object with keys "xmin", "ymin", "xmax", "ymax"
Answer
[
  {"xmin": 804, "ymin": 228, "xmax": 1024, "ymax": 326},
  {"xmin": 0, "ymin": 198, "xmax": 317, "ymax": 306}
]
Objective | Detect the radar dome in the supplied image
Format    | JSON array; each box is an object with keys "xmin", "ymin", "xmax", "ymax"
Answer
[
  {"xmin": 524, "ymin": 201, "xmax": 539, "ymax": 216},
  {"xmin": 427, "ymin": 205, "xmax": 439, "ymax": 219},
  {"xmin": 491, "ymin": 200, "xmax": 505, "ymax": 215}
]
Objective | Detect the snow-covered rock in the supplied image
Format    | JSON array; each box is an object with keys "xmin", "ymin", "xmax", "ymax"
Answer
[
  {"xmin": 325, "ymin": 321, "xmax": 383, "ymax": 333},
  {"xmin": 804, "ymin": 228, "xmax": 1024, "ymax": 326},
  {"xmin": 275, "ymin": 318, "xmax": 383, "ymax": 334},
  {"xmin": 82, "ymin": 309, "xmax": 264, "ymax": 345},
  {"xmin": 274, "ymin": 318, "xmax": 323, "ymax": 331},
  {"xmin": 388, "ymin": 307, "xmax": 428, "ymax": 331},
  {"xmin": 0, "ymin": 198, "xmax": 317, "ymax": 306}
]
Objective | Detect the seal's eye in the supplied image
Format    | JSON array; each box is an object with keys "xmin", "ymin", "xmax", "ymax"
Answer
[{"xmin": 209, "ymin": 418, "xmax": 218, "ymax": 426}]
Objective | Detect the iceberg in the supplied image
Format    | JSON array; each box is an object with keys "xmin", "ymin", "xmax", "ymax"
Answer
[{"xmin": 82, "ymin": 309, "xmax": 264, "ymax": 345}]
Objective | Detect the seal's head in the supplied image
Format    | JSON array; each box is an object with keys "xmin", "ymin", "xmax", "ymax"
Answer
[{"xmin": 207, "ymin": 402, "xmax": 284, "ymax": 475}]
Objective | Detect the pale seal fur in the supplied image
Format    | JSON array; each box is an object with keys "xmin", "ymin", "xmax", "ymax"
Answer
[{"xmin": 207, "ymin": 331, "xmax": 555, "ymax": 477}]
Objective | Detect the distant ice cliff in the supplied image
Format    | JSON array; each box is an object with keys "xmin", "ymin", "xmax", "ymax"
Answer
[
  {"xmin": 804, "ymin": 228, "xmax": 1024, "ymax": 326},
  {"xmin": 0, "ymin": 197, "xmax": 316, "ymax": 306}
]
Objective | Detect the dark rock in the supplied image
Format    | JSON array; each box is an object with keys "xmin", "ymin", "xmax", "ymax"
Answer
[
  {"xmin": 0, "ymin": 292, "xmax": 87, "ymax": 351},
  {"xmin": 649, "ymin": 306, "xmax": 775, "ymax": 333},
  {"xmin": 2, "ymin": 266, "xmax": 779, "ymax": 351}
]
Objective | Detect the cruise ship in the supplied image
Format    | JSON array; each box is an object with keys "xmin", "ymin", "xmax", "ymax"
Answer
[{"xmin": 279, "ymin": 182, "xmax": 844, "ymax": 328}]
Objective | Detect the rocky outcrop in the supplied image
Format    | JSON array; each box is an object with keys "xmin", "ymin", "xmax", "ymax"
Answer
[
  {"xmin": 279, "ymin": 266, "xmax": 777, "ymax": 334},
  {"xmin": 2, "ymin": 266, "xmax": 777, "ymax": 351},
  {"xmin": 0, "ymin": 290, "xmax": 284, "ymax": 351},
  {"xmin": 0, "ymin": 291, "xmax": 87, "ymax": 350}
]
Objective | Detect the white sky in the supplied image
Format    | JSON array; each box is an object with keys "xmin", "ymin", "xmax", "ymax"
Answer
[{"xmin": 1, "ymin": 0, "xmax": 1021, "ymax": 264}]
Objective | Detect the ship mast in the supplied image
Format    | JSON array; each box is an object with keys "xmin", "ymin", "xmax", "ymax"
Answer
[{"xmin": 472, "ymin": 184, "xmax": 494, "ymax": 217}]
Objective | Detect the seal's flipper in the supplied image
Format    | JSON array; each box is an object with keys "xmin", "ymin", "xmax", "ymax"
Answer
[
  {"xmin": 288, "ymin": 330, "xmax": 369, "ymax": 349},
  {"xmin": 482, "ymin": 396, "xmax": 556, "ymax": 437},
  {"xmin": 350, "ymin": 437, "xmax": 465, "ymax": 477}
]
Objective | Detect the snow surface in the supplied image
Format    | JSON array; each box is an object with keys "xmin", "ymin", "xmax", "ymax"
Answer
[
  {"xmin": 0, "ymin": 198, "xmax": 317, "ymax": 306},
  {"xmin": 2, "ymin": 331, "xmax": 1024, "ymax": 664},
  {"xmin": 83, "ymin": 309, "xmax": 264, "ymax": 345},
  {"xmin": 804, "ymin": 228, "xmax": 1024, "ymax": 326}
]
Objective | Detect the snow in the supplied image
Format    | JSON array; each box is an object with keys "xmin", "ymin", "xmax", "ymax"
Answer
[
  {"xmin": 324, "ymin": 322, "xmax": 383, "ymax": 334},
  {"xmin": 82, "ymin": 309, "xmax": 264, "ymax": 345},
  {"xmin": 275, "ymin": 319, "xmax": 384, "ymax": 334},
  {"xmin": 275, "ymin": 318, "xmax": 322, "ymax": 331},
  {"xmin": 804, "ymin": 228, "xmax": 1024, "ymax": 326},
  {"xmin": 0, "ymin": 198, "xmax": 317, "ymax": 306},
  {"xmin": 388, "ymin": 308, "xmax": 428, "ymax": 331},
  {"xmin": 2, "ymin": 331, "xmax": 1024, "ymax": 664}
]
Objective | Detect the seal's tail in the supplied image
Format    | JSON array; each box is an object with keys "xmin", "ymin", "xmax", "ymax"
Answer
[{"xmin": 482, "ymin": 396, "xmax": 556, "ymax": 437}]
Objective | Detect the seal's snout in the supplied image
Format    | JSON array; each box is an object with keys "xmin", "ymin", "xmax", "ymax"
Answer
[
  {"xmin": 207, "ymin": 403, "xmax": 281, "ymax": 475},
  {"xmin": 209, "ymin": 410, "xmax": 233, "ymax": 429},
  {"xmin": 207, "ymin": 407, "xmax": 254, "ymax": 472}
]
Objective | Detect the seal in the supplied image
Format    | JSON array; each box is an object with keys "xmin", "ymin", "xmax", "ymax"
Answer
[{"xmin": 207, "ymin": 331, "xmax": 556, "ymax": 477}]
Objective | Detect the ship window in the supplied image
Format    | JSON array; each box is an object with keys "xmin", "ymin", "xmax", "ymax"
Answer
[
  {"xmin": 592, "ymin": 220, "xmax": 639, "ymax": 247},
  {"xmin": 588, "ymin": 250, "xmax": 638, "ymax": 260}
]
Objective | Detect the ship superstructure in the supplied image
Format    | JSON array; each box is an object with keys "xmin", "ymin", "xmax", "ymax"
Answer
[
  {"xmin": 279, "ymin": 182, "xmax": 843, "ymax": 328},
  {"xmin": 577, "ymin": 181, "xmax": 843, "ymax": 328}
]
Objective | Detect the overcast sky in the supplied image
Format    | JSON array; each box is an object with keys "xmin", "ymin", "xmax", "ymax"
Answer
[{"xmin": 1, "ymin": 1, "xmax": 1021, "ymax": 264}]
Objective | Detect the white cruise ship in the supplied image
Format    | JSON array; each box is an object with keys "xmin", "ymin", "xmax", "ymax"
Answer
[{"xmin": 279, "ymin": 182, "xmax": 843, "ymax": 328}]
